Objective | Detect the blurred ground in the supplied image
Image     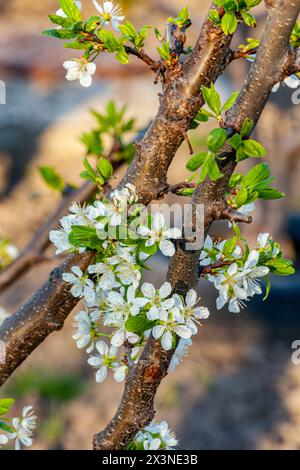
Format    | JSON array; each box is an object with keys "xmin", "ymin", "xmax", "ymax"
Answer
[{"xmin": 1, "ymin": 0, "xmax": 300, "ymax": 450}]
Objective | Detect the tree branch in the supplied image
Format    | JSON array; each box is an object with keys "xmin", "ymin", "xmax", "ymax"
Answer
[{"xmin": 0, "ymin": 251, "xmax": 94, "ymax": 387}]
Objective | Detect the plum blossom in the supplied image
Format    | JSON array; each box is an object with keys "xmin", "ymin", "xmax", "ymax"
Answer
[
  {"xmin": 173, "ymin": 289, "xmax": 210, "ymax": 335},
  {"xmin": 72, "ymin": 309, "xmax": 101, "ymax": 352},
  {"xmin": 87, "ymin": 341, "xmax": 119, "ymax": 383},
  {"xmin": 168, "ymin": 338, "xmax": 192, "ymax": 372},
  {"xmin": 49, "ymin": 215, "xmax": 75, "ymax": 254},
  {"xmin": 62, "ymin": 266, "xmax": 95, "ymax": 304},
  {"xmin": 137, "ymin": 212, "xmax": 181, "ymax": 257},
  {"xmin": 133, "ymin": 421, "xmax": 178, "ymax": 450},
  {"xmin": 63, "ymin": 59, "xmax": 96, "ymax": 87},
  {"xmin": 152, "ymin": 309, "xmax": 192, "ymax": 351},
  {"xmin": 88, "ymin": 262, "xmax": 120, "ymax": 290},
  {"xmin": 213, "ymin": 250, "xmax": 269, "ymax": 313},
  {"xmin": 141, "ymin": 282, "xmax": 174, "ymax": 321},
  {"xmin": 8, "ymin": 406, "xmax": 37, "ymax": 451},
  {"xmin": 93, "ymin": 1, "xmax": 125, "ymax": 31}
]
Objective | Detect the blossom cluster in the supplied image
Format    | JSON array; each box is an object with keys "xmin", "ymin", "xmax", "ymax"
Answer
[
  {"xmin": 0, "ymin": 403, "xmax": 37, "ymax": 451},
  {"xmin": 57, "ymin": 1, "xmax": 126, "ymax": 87},
  {"xmin": 201, "ymin": 232, "xmax": 291, "ymax": 313},
  {"xmin": 129, "ymin": 421, "xmax": 178, "ymax": 450},
  {"xmin": 49, "ymin": 184, "xmax": 209, "ymax": 384}
]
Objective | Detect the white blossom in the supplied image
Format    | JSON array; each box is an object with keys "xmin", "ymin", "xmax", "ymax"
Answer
[
  {"xmin": 63, "ymin": 59, "xmax": 96, "ymax": 87},
  {"xmin": 213, "ymin": 250, "xmax": 269, "ymax": 313},
  {"xmin": 72, "ymin": 309, "xmax": 100, "ymax": 351},
  {"xmin": 173, "ymin": 289, "xmax": 210, "ymax": 335},
  {"xmin": 87, "ymin": 341, "xmax": 119, "ymax": 383},
  {"xmin": 93, "ymin": 1, "xmax": 125, "ymax": 31},
  {"xmin": 168, "ymin": 338, "xmax": 192, "ymax": 372},
  {"xmin": 88, "ymin": 262, "xmax": 120, "ymax": 290},
  {"xmin": 0, "ymin": 434, "xmax": 9, "ymax": 446},
  {"xmin": 137, "ymin": 212, "xmax": 181, "ymax": 257},
  {"xmin": 141, "ymin": 282, "xmax": 174, "ymax": 321},
  {"xmin": 135, "ymin": 421, "xmax": 178, "ymax": 450},
  {"xmin": 113, "ymin": 364, "xmax": 128, "ymax": 382},
  {"xmin": 152, "ymin": 309, "xmax": 192, "ymax": 351},
  {"xmin": 8, "ymin": 406, "xmax": 36, "ymax": 451},
  {"xmin": 63, "ymin": 266, "xmax": 95, "ymax": 304},
  {"xmin": 49, "ymin": 215, "xmax": 76, "ymax": 254}
]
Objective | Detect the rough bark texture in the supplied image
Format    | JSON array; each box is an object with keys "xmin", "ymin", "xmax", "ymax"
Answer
[
  {"xmin": 0, "ymin": 251, "xmax": 94, "ymax": 386},
  {"xmin": 93, "ymin": 0, "xmax": 300, "ymax": 450}
]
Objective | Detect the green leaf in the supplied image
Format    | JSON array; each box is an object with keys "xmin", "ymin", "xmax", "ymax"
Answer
[
  {"xmin": 207, "ymin": 128, "xmax": 227, "ymax": 153},
  {"xmin": 258, "ymin": 188, "xmax": 285, "ymax": 200},
  {"xmin": 97, "ymin": 157, "xmax": 113, "ymax": 180},
  {"xmin": 241, "ymin": 11, "xmax": 256, "ymax": 27},
  {"xmin": 0, "ymin": 421, "xmax": 14, "ymax": 433},
  {"xmin": 245, "ymin": 0, "xmax": 262, "ymax": 8},
  {"xmin": 186, "ymin": 152, "xmax": 208, "ymax": 171},
  {"xmin": 235, "ymin": 186, "xmax": 248, "ymax": 206},
  {"xmin": 0, "ymin": 399, "xmax": 15, "ymax": 415},
  {"xmin": 243, "ymin": 140, "xmax": 266, "ymax": 158},
  {"xmin": 85, "ymin": 16, "xmax": 101, "ymax": 32},
  {"xmin": 243, "ymin": 163, "xmax": 270, "ymax": 188},
  {"xmin": 240, "ymin": 118, "xmax": 253, "ymax": 137},
  {"xmin": 68, "ymin": 226, "xmax": 101, "ymax": 250},
  {"xmin": 59, "ymin": 0, "xmax": 82, "ymax": 22},
  {"xmin": 39, "ymin": 166, "xmax": 65, "ymax": 193},
  {"xmin": 263, "ymin": 275, "xmax": 271, "ymax": 301},
  {"xmin": 168, "ymin": 7, "xmax": 190, "ymax": 27},
  {"xmin": 223, "ymin": 236, "xmax": 238, "ymax": 255},
  {"xmin": 116, "ymin": 47, "xmax": 129, "ymax": 64},
  {"xmin": 266, "ymin": 258, "xmax": 295, "ymax": 276},
  {"xmin": 157, "ymin": 42, "xmax": 171, "ymax": 61},
  {"xmin": 195, "ymin": 108, "xmax": 212, "ymax": 122},
  {"xmin": 209, "ymin": 9, "xmax": 221, "ymax": 25},
  {"xmin": 221, "ymin": 91, "xmax": 238, "ymax": 112},
  {"xmin": 48, "ymin": 14, "xmax": 75, "ymax": 28},
  {"xmin": 207, "ymin": 154, "xmax": 224, "ymax": 181},
  {"xmin": 125, "ymin": 315, "xmax": 155, "ymax": 335},
  {"xmin": 223, "ymin": 0, "xmax": 239, "ymax": 13},
  {"xmin": 42, "ymin": 28, "xmax": 76, "ymax": 39},
  {"xmin": 201, "ymin": 84, "xmax": 222, "ymax": 115},
  {"xmin": 229, "ymin": 133, "xmax": 242, "ymax": 150},
  {"xmin": 221, "ymin": 12, "xmax": 238, "ymax": 35}
]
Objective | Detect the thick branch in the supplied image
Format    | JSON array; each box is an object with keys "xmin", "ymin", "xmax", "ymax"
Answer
[{"xmin": 0, "ymin": 251, "xmax": 94, "ymax": 387}]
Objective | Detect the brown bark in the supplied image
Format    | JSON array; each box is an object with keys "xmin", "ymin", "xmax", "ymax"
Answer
[{"xmin": 0, "ymin": 251, "xmax": 94, "ymax": 386}]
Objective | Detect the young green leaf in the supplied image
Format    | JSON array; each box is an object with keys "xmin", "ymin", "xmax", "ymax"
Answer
[
  {"xmin": 201, "ymin": 84, "xmax": 222, "ymax": 116},
  {"xmin": 97, "ymin": 157, "xmax": 113, "ymax": 180},
  {"xmin": 59, "ymin": 0, "xmax": 82, "ymax": 22},
  {"xmin": 186, "ymin": 152, "xmax": 208, "ymax": 171},
  {"xmin": 221, "ymin": 12, "xmax": 238, "ymax": 35},
  {"xmin": 207, "ymin": 128, "xmax": 227, "ymax": 153},
  {"xmin": 39, "ymin": 166, "xmax": 65, "ymax": 193}
]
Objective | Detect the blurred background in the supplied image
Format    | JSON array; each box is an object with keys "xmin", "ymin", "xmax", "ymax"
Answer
[{"xmin": 1, "ymin": 0, "xmax": 300, "ymax": 450}]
